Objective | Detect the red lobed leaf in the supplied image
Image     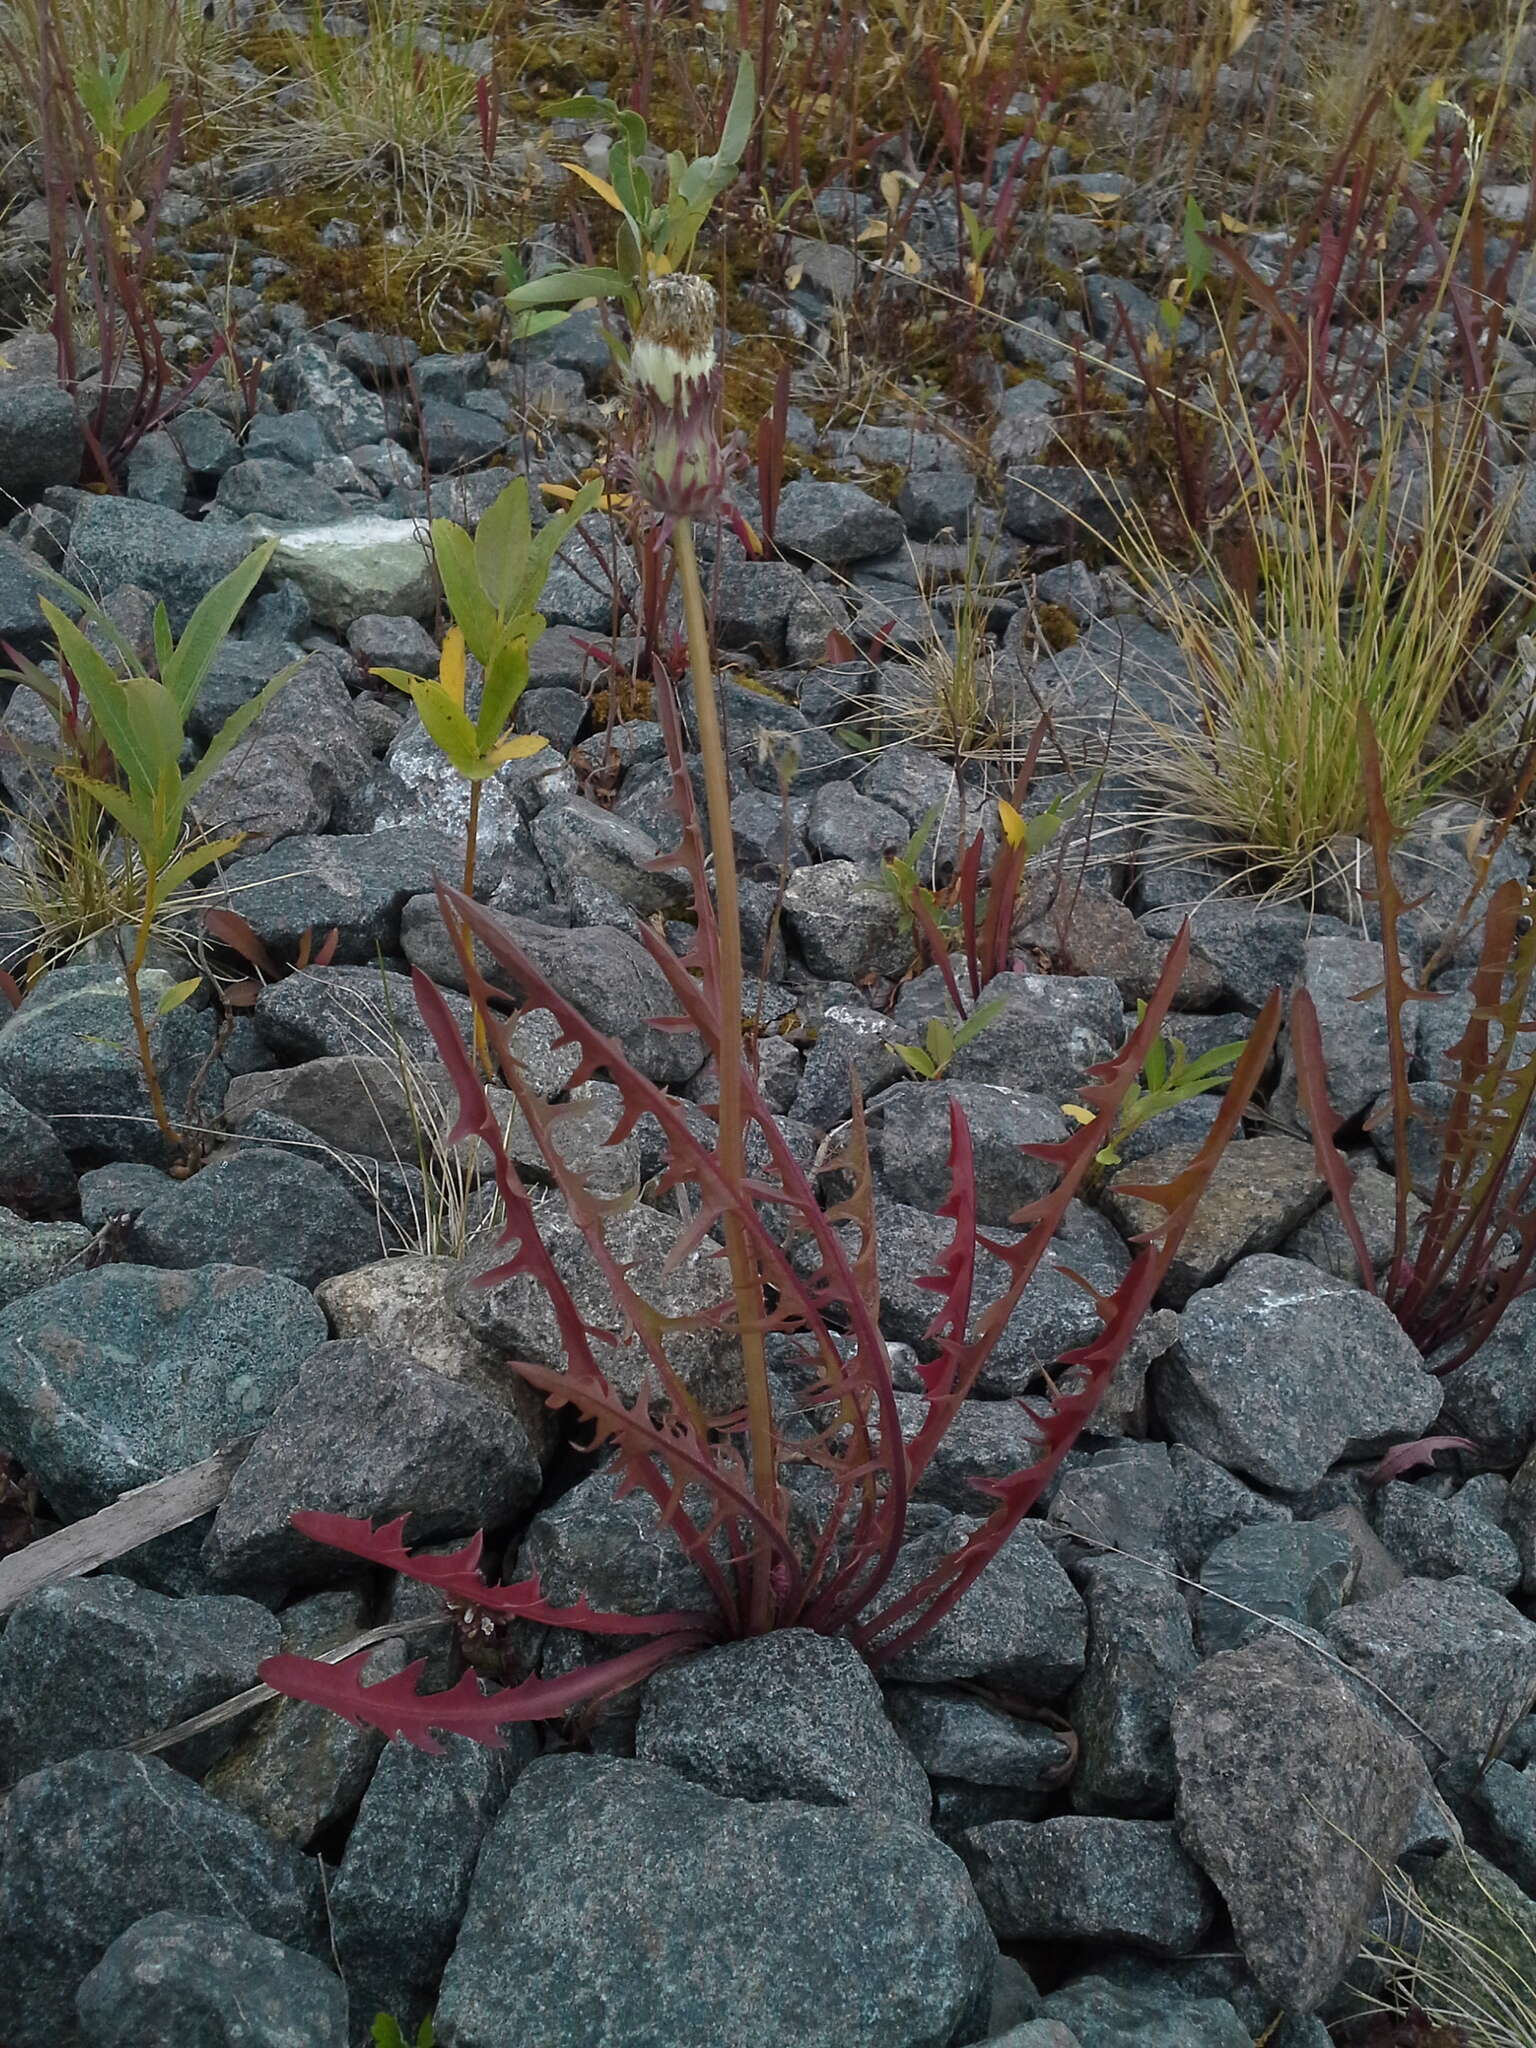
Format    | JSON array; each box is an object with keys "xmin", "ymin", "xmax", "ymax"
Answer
[
  {"xmin": 1365, "ymin": 1436, "xmax": 1478, "ymax": 1487},
  {"xmin": 260, "ymin": 1636, "xmax": 704, "ymax": 1752}
]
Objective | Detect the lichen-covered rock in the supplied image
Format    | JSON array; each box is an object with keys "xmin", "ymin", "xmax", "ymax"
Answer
[{"xmin": 0, "ymin": 1263, "xmax": 326, "ymax": 1520}]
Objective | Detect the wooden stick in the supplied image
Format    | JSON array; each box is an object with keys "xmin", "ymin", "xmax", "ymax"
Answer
[{"xmin": 0, "ymin": 1441, "xmax": 250, "ymax": 1620}]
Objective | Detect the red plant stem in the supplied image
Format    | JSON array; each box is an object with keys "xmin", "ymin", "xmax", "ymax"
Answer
[{"xmin": 463, "ymin": 779, "xmax": 481, "ymax": 896}]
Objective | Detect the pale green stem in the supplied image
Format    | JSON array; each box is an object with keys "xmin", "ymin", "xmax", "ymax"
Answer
[{"xmin": 673, "ymin": 518, "xmax": 779, "ymax": 1628}]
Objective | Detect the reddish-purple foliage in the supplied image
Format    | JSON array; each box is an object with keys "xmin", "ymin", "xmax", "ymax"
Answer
[
  {"xmin": 1295, "ymin": 722, "xmax": 1536, "ymax": 1376},
  {"xmin": 263, "ymin": 674, "xmax": 1277, "ymax": 1744}
]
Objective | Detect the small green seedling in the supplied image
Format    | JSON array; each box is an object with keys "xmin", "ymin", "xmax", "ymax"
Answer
[
  {"xmin": 371, "ymin": 2016, "xmax": 433, "ymax": 2048},
  {"xmin": 1064, "ymin": 1007, "xmax": 1248, "ymax": 1172},
  {"xmin": 31, "ymin": 539, "xmax": 294, "ymax": 1154},
  {"xmin": 373, "ymin": 473, "xmax": 602, "ymax": 892},
  {"xmin": 503, "ymin": 54, "xmax": 754, "ymax": 338},
  {"xmin": 893, "ymin": 999, "xmax": 1005, "ymax": 1080}
]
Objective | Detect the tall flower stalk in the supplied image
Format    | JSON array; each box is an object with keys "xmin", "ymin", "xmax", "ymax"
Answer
[{"xmin": 624, "ymin": 274, "xmax": 781, "ymax": 1616}]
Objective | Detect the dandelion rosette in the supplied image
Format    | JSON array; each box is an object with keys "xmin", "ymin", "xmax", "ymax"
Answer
[{"xmin": 621, "ymin": 272, "xmax": 745, "ymax": 531}]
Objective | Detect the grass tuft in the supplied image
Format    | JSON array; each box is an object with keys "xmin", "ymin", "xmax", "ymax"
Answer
[{"xmin": 1112, "ymin": 387, "xmax": 1520, "ymax": 899}]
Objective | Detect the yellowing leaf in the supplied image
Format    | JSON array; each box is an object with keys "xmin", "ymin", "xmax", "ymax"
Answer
[
  {"xmin": 858, "ymin": 219, "xmax": 891, "ymax": 243},
  {"xmin": 156, "ymin": 975, "xmax": 202, "ymax": 1015},
  {"xmin": 651, "ymin": 252, "xmax": 675, "ymax": 276},
  {"xmin": 998, "ymin": 798, "xmax": 1027, "ymax": 849},
  {"xmin": 563, "ymin": 160, "xmax": 629, "ymax": 215},
  {"xmin": 879, "ymin": 168, "xmax": 915, "ymax": 213},
  {"xmin": 1061, "ymin": 1103, "xmax": 1096, "ymax": 1126},
  {"xmin": 897, "ymin": 241, "xmax": 922, "ymax": 277},
  {"xmin": 542, "ymin": 480, "xmax": 632, "ymax": 513},
  {"xmin": 1218, "ymin": 211, "xmax": 1256, "ymax": 234},
  {"xmin": 439, "ymin": 626, "xmax": 467, "ymax": 710},
  {"xmin": 484, "ymin": 731, "xmax": 550, "ymax": 767}
]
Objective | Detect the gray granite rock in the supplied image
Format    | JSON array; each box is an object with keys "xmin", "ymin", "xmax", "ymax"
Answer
[
  {"xmin": 0, "ymin": 1209, "xmax": 91, "ymax": 1309},
  {"xmin": 0, "ymin": 1080, "xmax": 77, "ymax": 1214},
  {"xmin": 774, "ymin": 479, "xmax": 906, "ymax": 566},
  {"xmin": 960, "ymin": 1815, "xmax": 1213, "ymax": 1952},
  {"xmin": 331, "ymin": 1730, "xmax": 525, "ymax": 2043},
  {"xmin": 1374, "ymin": 1480, "xmax": 1522, "ymax": 1592},
  {"xmin": 1172, "ymin": 1631, "xmax": 1425, "ymax": 2010},
  {"xmin": 1101, "ymin": 1137, "xmax": 1327, "ymax": 1308},
  {"xmin": 873, "ymin": 1512, "xmax": 1087, "ymax": 1691},
  {"xmin": 251, "ymin": 961, "xmax": 477, "ymax": 1066},
  {"xmin": 515, "ymin": 1467, "xmax": 715, "ymax": 1625},
  {"xmin": 1195, "ymin": 1520, "xmax": 1356, "ymax": 1655},
  {"xmin": 74, "ymin": 1912, "xmax": 347, "ymax": 2048},
  {"xmin": 1070, "ymin": 1555, "xmax": 1197, "ymax": 1816},
  {"xmin": 944, "ymin": 973, "xmax": 1122, "ymax": 1096},
  {"xmin": 1166, "ymin": 1444, "xmax": 1292, "ymax": 1571},
  {"xmin": 61, "ymin": 496, "xmax": 251, "ymax": 631},
  {"xmin": 882, "ymin": 1683, "xmax": 1075, "ymax": 1793},
  {"xmin": 1275, "ymin": 936, "xmax": 1410, "ymax": 1127},
  {"xmin": 1046, "ymin": 1439, "xmax": 1176, "ymax": 1565},
  {"xmin": 0, "ymin": 1576, "xmax": 278, "ymax": 1788},
  {"xmin": 433, "ymin": 1753, "xmax": 995, "ymax": 2048},
  {"xmin": 0, "ymin": 1263, "xmax": 326, "ymax": 1520},
  {"xmin": 1139, "ymin": 902, "xmax": 1355, "ymax": 1014},
  {"xmin": 216, "ymin": 826, "xmax": 462, "ymax": 962},
  {"xmin": 0, "ymin": 349, "xmax": 85, "ymax": 507},
  {"xmin": 202, "ymin": 1630, "xmax": 409, "ymax": 1850},
  {"xmin": 0, "ymin": 959, "xmax": 224, "ymax": 1164},
  {"xmin": 865, "ymin": 1195, "xmax": 1127, "ymax": 1399},
  {"xmin": 203, "ymin": 1337, "xmax": 542, "ymax": 1587},
  {"xmin": 1157, "ymin": 1254, "xmax": 1442, "ymax": 1490},
  {"xmin": 1327, "ymin": 1574, "xmax": 1536, "ymax": 1765},
  {"xmin": 448, "ymin": 1202, "xmax": 737, "ymax": 1414},
  {"xmin": 532, "ymin": 795, "xmax": 688, "ymax": 916},
  {"xmin": 876, "ymin": 1079, "xmax": 1067, "ymax": 1225},
  {"xmin": 898, "ymin": 1392, "xmax": 1046, "ymax": 1517},
  {"xmin": 314, "ymin": 1254, "xmax": 556, "ymax": 1461},
  {"xmin": 269, "ymin": 342, "xmax": 387, "ymax": 447},
  {"xmin": 782, "ymin": 859, "xmax": 910, "ymax": 980},
  {"xmin": 0, "ymin": 1749, "xmax": 327, "ymax": 2048},
  {"xmin": 103, "ymin": 1147, "xmax": 381, "ymax": 1290},
  {"xmin": 414, "ymin": 914, "xmax": 706, "ymax": 1088},
  {"xmin": 636, "ymin": 1630, "xmax": 930, "ymax": 1819},
  {"xmin": 1440, "ymin": 1294, "xmax": 1536, "ymax": 1464},
  {"xmin": 222, "ymin": 1054, "xmax": 435, "ymax": 1164},
  {"xmin": 1040, "ymin": 1974, "xmax": 1249, "ymax": 2048}
]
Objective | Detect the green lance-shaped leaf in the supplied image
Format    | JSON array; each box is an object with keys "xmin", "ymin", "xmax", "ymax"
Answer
[{"xmin": 159, "ymin": 539, "xmax": 279, "ymax": 721}]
